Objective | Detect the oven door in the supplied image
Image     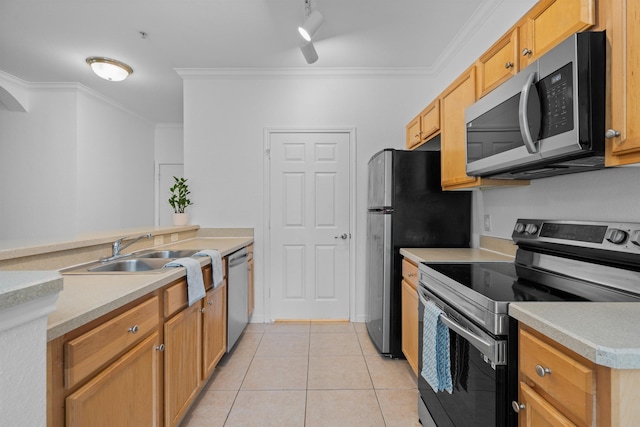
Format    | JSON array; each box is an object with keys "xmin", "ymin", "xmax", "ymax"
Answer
[{"xmin": 417, "ymin": 285, "xmax": 513, "ymax": 427}]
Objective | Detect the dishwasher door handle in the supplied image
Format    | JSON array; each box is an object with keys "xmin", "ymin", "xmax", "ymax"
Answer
[{"xmin": 229, "ymin": 252, "xmax": 248, "ymax": 267}]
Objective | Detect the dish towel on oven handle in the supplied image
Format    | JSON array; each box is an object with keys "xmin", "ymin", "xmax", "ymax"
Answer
[
  {"xmin": 421, "ymin": 300, "xmax": 453, "ymax": 393},
  {"xmin": 163, "ymin": 257, "xmax": 206, "ymax": 306},
  {"xmin": 193, "ymin": 249, "xmax": 224, "ymax": 288}
]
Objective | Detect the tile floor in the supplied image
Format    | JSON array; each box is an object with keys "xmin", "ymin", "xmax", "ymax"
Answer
[{"xmin": 182, "ymin": 322, "xmax": 421, "ymax": 427}]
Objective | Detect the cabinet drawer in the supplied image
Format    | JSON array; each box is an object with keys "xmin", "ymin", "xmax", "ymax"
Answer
[
  {"xmin": 519, "ymin": 328, "xmax": 594, "ymax": 426},
  {"xmin": 402, "ymin": 259, "xmax": 418, "ymax": 290},
  {"xmin": 164, "ymin": 278, "xmax": 189, "ymax": 318},
  {"xmin": 65, "ymin": 296, "xmax": 159, "ymax": 389}
]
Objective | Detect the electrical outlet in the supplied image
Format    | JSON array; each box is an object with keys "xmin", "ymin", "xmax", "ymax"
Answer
[
  {"xmin": 154, "ymin": 236, "xmax": 164, "ymax": 246},
  {"xmin": 484, "ymin": 214, "xmax": 492, "ymax": 232},
  {"xmin": 171, "ymin": 233, "xmax": 179, "ymax": 242}
]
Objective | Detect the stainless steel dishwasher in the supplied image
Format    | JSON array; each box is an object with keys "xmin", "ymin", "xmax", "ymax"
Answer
[{"xmin": 227, "ymin": 247, "xmax": 249, "ymax": 352}]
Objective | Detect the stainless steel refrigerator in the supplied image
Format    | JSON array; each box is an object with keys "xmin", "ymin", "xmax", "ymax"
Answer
[{"xmin": 365, "ymin": 149, "xmax": 471, "ymax": 358}]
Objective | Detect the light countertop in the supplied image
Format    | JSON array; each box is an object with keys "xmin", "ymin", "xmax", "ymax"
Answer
[
  {"xmin": 510, "ymin": 302, "xmax": 640, "ymax": 370},
  {"xmin": 0, "ymin": 271, "xmax": 63, "ymax": 311},
  {"xmin": 47, "ymin": 236, "xmax": 252, "ymax": 341},
  {"xmin": 400, "ymin": 247, "xmax": 515, "ymax": 264}
]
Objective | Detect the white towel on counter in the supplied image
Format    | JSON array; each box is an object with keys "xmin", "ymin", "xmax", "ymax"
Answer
[
  {"xmin": 193, "ymin": 249, "xmax": 223, "ymax": 288},
  {"xmin": 163, "ymin": 257, "xmax": 206, "ymax": 306},
  {"xmin": 421, "ymin": 300, "xmax": 453, "ymax": 394}
]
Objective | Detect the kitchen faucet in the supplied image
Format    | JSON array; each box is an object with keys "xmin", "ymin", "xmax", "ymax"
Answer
[{"xmin": 101, "ymin": 233, "xmax": 152, "ymax": 262}]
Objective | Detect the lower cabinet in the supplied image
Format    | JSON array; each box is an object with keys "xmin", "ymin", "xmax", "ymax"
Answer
[
  {"xmin": 164, "ymin": 302, "xmax": 203, "ymax": 427},
  {"xmin": 66, "ymin": 332, "xmax": 162, "ymax": 427},
  {"xmin": 202, "ymin": 282, "xmax": 227, "ymax": 380},
  {"xmin": 401, "ymin": 258, "xmax": 419, "ymax": 376}
]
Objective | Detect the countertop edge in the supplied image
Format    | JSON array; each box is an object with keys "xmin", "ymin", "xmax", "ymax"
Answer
[
  {"xmin": 0, "ymin": 271, "xmax": 64, "ymax": 311},
  {"xmin": 509, "ymin": 302, "xmax": 640, "ymax": 370}
]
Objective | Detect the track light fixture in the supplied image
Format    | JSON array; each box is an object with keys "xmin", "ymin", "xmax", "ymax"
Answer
[
  {"xmin": 300, "ymin": 41, "xmax": 319, "ymax": 64},
  {"xmin": 298, "ymin": 0, "xmax": 323, "ymax": 42}
]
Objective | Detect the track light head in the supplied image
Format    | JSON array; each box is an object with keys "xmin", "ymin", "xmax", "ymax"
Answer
[
  {"xmin": 298, "ymin": 10, "xmax": 323, "ymax": 42},
  {"xmin": 300, "ymin": 41, "xmax": 318, "ymax": 64}
]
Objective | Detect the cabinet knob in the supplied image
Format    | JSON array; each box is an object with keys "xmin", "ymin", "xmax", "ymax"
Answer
[
  {"xmin": 208, "ymin": 300, "xmax": 214, "ymax": 306},
  {"xmin": 200, "ymin": 307, "xmax": 206, "ymax": 314},
  {"xmin": 511, "ymin": 401, "xmax": 525, "ymax": 413},
  {"xmin": 605, "ymin": 129, "xmax": 621, "ymax": 139},
  {"xmin": 505, "ymin": 61, "xmax": 514, "ymax": 69},
  {"xmin": 155, "ymin": 344, "xmax": 165, "ymax": 352},
  {"xmin": 535, "ymin": 364, "xmax": 551, "ymax": 377},
  {"xmin": 407, "ymin": 272, "xmax": 416, "ymax": 277},
  {"xmin": 522, "ymin": 48, "xmax": 532, "ymax": 56},
  {"xmin": 128, "ymin": 325, "xmax": 139, "ymax": 334}
]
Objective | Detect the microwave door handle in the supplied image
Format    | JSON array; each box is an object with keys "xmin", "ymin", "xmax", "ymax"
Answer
[{"xmin": 519, "ymin": 72, "xmax": 539, "ymax": 154}]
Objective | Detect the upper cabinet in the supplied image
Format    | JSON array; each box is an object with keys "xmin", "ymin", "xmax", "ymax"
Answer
[
  {"xmin": 476, "ymin": 29, "xmax": 519, "ymax": 99},
  {"xmin": 405, "ymin": 99, "xmax": 440, "ymax": 150},
  {"xmin": 518, "ymin": 0, "xmax": 595, "ymax": 68},
  {"xmin": 605, "ymin": 0, "xmax": 640, "ymax": 165}
]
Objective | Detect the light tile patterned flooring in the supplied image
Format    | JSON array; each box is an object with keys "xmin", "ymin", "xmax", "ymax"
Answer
[{"xmin": 182, "ymin": 322, "xmax": 421, "ymax": 427}]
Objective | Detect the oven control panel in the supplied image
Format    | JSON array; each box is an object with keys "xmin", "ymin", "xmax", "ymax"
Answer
[{"xmin": 512, "ymin": 219, "xmax": 640, "ymax": 253}]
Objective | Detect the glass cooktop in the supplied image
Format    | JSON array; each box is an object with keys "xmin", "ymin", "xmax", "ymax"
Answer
[{"xmin": 423, "ymin": 262, "xmax": 590, "ymax": 303}]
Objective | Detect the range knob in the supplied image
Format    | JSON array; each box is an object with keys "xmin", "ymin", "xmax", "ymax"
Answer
[
  {"xmin": 514, "ymin": 223, "xmax": 526, "ymax": 234},
  {"xmin": 630, "ymin": 230, "xmax": 640, "ymax": 247},
  {"xmin": 606, "ymin": 228, "xmax": 628, "ymax": 245},
  {"xmin": 525, "ymin": 224, "xmax": 539, "ymax": 235}
]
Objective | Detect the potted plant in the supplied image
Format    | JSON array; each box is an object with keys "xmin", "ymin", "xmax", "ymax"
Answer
[{"xmin": 168, "ymin": 176, "xmax": 193, "ymax": 226}]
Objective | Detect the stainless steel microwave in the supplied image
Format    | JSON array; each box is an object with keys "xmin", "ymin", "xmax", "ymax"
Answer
[{"xmin": 465, "ymin": 31, "xmax": 606, "ymax": 180}]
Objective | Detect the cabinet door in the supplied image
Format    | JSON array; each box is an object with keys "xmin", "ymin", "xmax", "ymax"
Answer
[
  {"xmin": 519, "ymin": 0, "xmax": 595, "ymax": 67},
  {"xmin": 519, "ymin": 382, "xmax": 577, "ymax": 427},
  {"xmin": 441, "ymin": 67, "xmax": 479, "ymax": 189},
  {"xmin": 406, "ymin": 115, "xmax": 422, "ymax": 149},
  {"xmin": 477, "ymin": 29, "xmax": 519, "ymax": 98},
  {"xmin": 420, "ymin": 99, "xmax": 441, "ymax": 143},
  {"xmin": 164, "ymin": 303, "xmax": 202, "ymax": 427},
  {"xmin": 401, "ymin": 279, "xmax": 419, "ymax": 376},
  {"xmin": 66, "ymin": 332, "xmax": 161, "ymax": 427},
  {"xmin": 202, "ymin": 282, "xmax": 227, "ymax": 380},
  {"xmin": 606, "ymin": 0, "xmax": 640, "ymax": 164}
]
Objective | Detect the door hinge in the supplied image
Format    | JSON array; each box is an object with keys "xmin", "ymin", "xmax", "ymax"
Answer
[{"xmin": 265, "ymin": 148, "xmax": 271, "ymax": 159}]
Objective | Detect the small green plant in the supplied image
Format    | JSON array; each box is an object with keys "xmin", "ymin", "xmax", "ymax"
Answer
[{"xmin": 168, "ymin": 176, "xmax": 193, "ymax": 213}]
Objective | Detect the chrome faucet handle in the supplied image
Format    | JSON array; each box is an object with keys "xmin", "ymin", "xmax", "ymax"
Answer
[{"xmin": 112, "ymin": 236, "xmax": 129, "ymax": 256}]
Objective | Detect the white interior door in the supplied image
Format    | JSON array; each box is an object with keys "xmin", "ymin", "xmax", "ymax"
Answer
[
  {"xmin": 158, "ymin": 163, "xmax": 184, "ymax": 226},
  {"xmin": 268, "ymin": 131, "xmax": 351, "ymax": 320}
]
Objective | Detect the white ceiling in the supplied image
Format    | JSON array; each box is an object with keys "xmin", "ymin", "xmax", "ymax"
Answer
[{"xmin": 1, "ymin": 0, "xmax": 533, "ymax": 124}]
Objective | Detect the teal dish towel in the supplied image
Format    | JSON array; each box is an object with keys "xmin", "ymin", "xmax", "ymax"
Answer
[
  {"xmin": 163, "ymin": 257, "xmax": 206, "ymax": 306},
  {"xmin": 421, "ymin": 300, "xmax": 453, "ymax": 393},
  {"xmin": 193, "ymin": 249, "xmax": 224, "ymax": 288}
]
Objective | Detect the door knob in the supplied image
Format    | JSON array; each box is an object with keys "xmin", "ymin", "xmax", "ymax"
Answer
[{"xmin": 335, "ymin": 233, "xmax": 348, "ymax": 240}]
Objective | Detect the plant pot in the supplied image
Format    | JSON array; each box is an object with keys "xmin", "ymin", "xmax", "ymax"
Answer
[{"xmin": 172, "ymin": 213, "xmax": 189, "ymax": 226}]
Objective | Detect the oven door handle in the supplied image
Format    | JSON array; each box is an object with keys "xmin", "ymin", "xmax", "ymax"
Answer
[{"xmin": 418, "ymin": 290, "xmax": 501, "ymax": 364}]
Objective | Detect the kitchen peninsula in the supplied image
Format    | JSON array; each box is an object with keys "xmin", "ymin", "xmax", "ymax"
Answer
[{"xmin": 1, "ymin": 225, "xmax": 253, "ymax": 427}]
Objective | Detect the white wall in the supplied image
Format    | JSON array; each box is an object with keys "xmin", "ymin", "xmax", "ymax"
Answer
[
  {"xmin": 183, "ymin": 74, "xmax": 435, "ymax": 322},
  {"xmin": 0, "ymin": 75, "xmax": 156, "ymax": 244}
]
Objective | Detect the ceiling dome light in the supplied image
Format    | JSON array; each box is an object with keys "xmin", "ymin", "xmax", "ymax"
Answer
[
  {"xmin": 298, "ymin": 10, "xmax": 323, "ymax": 42},
  {"xmin": 86, "ymin": 57, "xmax": 133, "ymax": 82},
  {"xmin": 300, "ymin": 41, "xmax": 319, "ymax": 64}
]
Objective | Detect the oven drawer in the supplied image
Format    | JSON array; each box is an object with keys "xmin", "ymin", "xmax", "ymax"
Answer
[
  {"xmin": 519, "ymin": 327, "xmax": 594, "ymax": 426},
  {"xmin": 402, "ymin": 259, "xmax": 418, "ymax": 290}
]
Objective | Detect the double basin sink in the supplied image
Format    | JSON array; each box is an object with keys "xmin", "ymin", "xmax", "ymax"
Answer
[{"xmin": 61, "ymin": 249, "xmax": 201, "ymax": 274}]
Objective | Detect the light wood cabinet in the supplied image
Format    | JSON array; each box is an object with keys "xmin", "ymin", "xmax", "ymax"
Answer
[
  {"xmin": 476, "ymin": 29, "xmax": 520, "ymax": 98},
  {"xmin": 518, "ymin": 381, "xmax": 576, "ymax": 427},
  {"xmin": 406, "ymin": 99, "xmax": 441, "ymax": 150},
  {"xmin": 401, "ymin": 258, "xmax": 419, "ymax": 376},
  {"xmin": 518, "ymin": 0, "xmax": 595, "ymax": 68},
  {"xmin": 605, "ymin": 0, "xmax": 640, "ymax": 165},
  {"xmin": 66, "ymin": 332, "xmax": 162, "ymax": 427},
  {"xmin": 202, "ymin": 281, "xmax": 227, "ymax": 380},
  {"xmin": 164, "ymin": 301, "xmax": 202, "ymax": 427}
]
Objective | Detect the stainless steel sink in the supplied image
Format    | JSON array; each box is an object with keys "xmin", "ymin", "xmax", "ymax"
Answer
[
  {"xmin": 133, "ymin": 249, "xmax": 199, "ymax": 259},
  {"xmin": 61, "ymin": 257, "xmax": 172, "ymax": 274}
]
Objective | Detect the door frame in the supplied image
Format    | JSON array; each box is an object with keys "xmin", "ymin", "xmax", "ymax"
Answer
[{"xmin": 263, "ymin": 127, "xmax": 357, "ymax": 322}]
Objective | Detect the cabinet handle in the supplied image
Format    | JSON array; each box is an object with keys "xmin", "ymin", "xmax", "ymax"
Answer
[
  {"xmin": 155, "ymin": 344, "xmax": 165, "ymax": 352},
  {"xmin": 605, "ymin": 129, "xmax": 621, "ymax": 139},
  {"xmin": 535, "ymin": 364, "xmax": 551, "ymax": 377},
  {"xmin": 522, "ymin": 48, "xmax": 532, "ymax": 56},
  {"xmin": 208, "ymin": 300, "xmax": 213, "ymax": 306},
  {"xmin": 511, "ymin": 401, "xmax": 525, "ymax": 413},
  {"xmin": 128, "ymin": 325, "xmax": 139, "ymax": 334},
  {"xmin": 505, "ymin": 61, "xmax": 514, "ymax": 69},
  {"xmin": 200, "ymin": 307, "xmax": 206, "ymax": 314},
  {"xmin": 407, "ymin": 273, "xmax": 416, "ymax": 277}
]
